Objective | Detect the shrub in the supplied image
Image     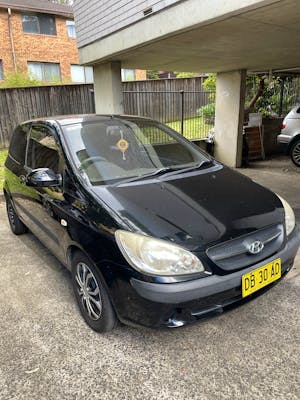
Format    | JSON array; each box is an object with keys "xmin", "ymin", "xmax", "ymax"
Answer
[
  {"xmin": 0, "ymin": 71, "xmax": 67, "ymax": 88},
  {"xmin": 0, "ymin": 72, "xmax": 42, "ymax": 88},
  {"xmin": 197, "ymin": 102, "xmax": 215, "ymax": 124}
]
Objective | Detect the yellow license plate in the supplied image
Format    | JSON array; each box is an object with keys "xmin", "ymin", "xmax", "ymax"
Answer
[{"xmin": 242, "ymin": 258, "xmax": 281, "ymax": 298}]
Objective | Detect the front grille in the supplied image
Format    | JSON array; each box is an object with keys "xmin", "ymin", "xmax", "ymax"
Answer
[{"xmin": 206, "ymin": 224, "xmax": 284, "ymax": 271}]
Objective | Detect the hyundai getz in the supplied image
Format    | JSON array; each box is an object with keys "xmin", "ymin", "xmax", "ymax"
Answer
[{"xmin": 4, "ymin": 115, "xmax": 300, "ymax": 332}]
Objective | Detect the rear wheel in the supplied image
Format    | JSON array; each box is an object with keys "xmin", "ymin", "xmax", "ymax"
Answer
[
  {"xmin": 5, "ymin": 195, "xmax": 28, "ymax": 235},
  {"xmin": 291, "ymin": 139, "xmax": 300, "ymax": 167},
  {"xmin": 71, "ymin": 251, "xmax": 117, "ymax": 332}
]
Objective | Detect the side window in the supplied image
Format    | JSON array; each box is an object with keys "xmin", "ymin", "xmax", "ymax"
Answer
[
  {"xmin": 26, "ymin": 125, "xmax": 60, "ymax": 173},
  {"xmin": 9, "ymin": 124, "xmax": 30, "ymax": 165}
]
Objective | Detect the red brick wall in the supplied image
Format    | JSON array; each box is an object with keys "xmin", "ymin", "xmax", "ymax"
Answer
[{"xmin": 0, "ymin": 8, "xmax": 79, "ymax": 81}]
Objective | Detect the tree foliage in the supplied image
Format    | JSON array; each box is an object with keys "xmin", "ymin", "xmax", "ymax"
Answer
[
  {"xmin": 146, "ymin": 70, "xmax": 159, "ymax": 80},
  {"xmin": 199, "ymin": 73, "xmax": 298, "ymax": 117},
  {"xmin": 174, "ymin": 72, "xmax": 196, "ymax": 78},
  {"xmin": 0, "ymin": 72, "xmax": 65, "ymax": 88}
]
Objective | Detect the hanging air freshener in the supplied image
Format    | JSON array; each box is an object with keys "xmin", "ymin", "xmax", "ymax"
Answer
[{"xmin": 116, "ymin": 131, "xmax": 129, "ymax": 160}]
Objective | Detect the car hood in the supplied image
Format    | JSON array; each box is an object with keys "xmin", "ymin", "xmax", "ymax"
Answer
[{"xmin": 91, "ymin": 164, "xmax": 284, "ymax": 251}]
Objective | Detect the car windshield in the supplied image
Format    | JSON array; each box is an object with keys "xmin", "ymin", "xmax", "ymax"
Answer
[{"xmin": 62, "ymin": 117, "xmax": 211, "ymax": 186}]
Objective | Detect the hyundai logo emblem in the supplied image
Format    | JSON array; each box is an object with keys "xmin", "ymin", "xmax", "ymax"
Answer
[{"xmin": 247, "ymin": 240, "xmax": 264, "ymax": 255}]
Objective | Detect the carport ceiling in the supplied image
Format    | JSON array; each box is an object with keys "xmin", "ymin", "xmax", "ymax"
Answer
[{"xmin": 118, "ymin": 0, "xmax": 300, "ymax": 73}]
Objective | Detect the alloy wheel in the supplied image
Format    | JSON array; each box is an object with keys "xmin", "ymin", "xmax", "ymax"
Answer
[
  {"xmin": 292, "ymin": 142, "xmax": 300, "ymax": 166},
  {"xmin": 75, "ymin": 262, "xmax": 102, "ymax": 320}
]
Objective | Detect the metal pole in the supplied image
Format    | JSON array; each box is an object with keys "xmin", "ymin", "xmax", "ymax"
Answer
[
  {"xmin": 278, "ymin": 77, "xmax": 285, "ymax": 116},
  {"xmin": 180, "ymin": 90, "xmax": 184, "ymax": 135},
  {"xmin": 7, "ymin": 8, "xmax": 17, "ymax": 72}
]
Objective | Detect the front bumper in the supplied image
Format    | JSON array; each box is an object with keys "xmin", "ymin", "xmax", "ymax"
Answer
[{"xmin": 115, "ymin": 226, "xmax": 300, "ymax": 328}]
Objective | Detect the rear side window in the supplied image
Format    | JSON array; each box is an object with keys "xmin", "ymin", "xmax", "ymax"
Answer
[
  {"xmin": 9, "ymin": 124, "xmax": 30, "ymax": 164},
  {"xmin": 26, "ymin": 125, "xmax": 60, "ymax": 173}
]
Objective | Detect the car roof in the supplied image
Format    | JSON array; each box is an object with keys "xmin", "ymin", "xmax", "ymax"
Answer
[{"xmin": 23, "ymin": 114, "xmax": 154, "ymax": 127}]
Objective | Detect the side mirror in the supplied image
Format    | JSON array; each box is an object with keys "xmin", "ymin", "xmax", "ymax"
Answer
[{"xmin": 26, "ymin": 168, "xmax": 61, "ymax": 188}]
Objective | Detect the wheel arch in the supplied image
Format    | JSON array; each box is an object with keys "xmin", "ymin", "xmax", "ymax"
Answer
[
  {"xmin": 288, "ymin": 134, "xmax": 300, "ymax": 153},
  {"xmin": 67, "ymin": 244, "xmax": 119, "ymax": 317},
  {"xmin": 66, "ymin": 244, "xmax": 88, "ymax": 268}
]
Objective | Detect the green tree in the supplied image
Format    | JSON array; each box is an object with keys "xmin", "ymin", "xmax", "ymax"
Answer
[
  {"xmin": 200, "ymin": 73, "xmax": 297, "ymax": 117},
  {"xmin": 175, "ymin": 72, "xmax": 195, "ymax": 78},
  {"xmin": 146, "ymin": 70, "xmax": 159, "ymax": 80},
  {"xmin": 202, "ymin": 73, "xmax": 216, "ymax": 92}
]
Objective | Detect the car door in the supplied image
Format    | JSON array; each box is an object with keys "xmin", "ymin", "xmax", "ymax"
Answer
[{"xmin": 20, "ymin": 123, "xmax": 67, "ymax": 260}]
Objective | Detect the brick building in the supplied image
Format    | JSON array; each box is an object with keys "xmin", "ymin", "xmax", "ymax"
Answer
[
  {"xmin": 0, "ymin": 0, "xmax": 146, "ymax": 84},
  {"xmin": 0, "ymin": 0, "xmax": 92, "ymax": 83}
]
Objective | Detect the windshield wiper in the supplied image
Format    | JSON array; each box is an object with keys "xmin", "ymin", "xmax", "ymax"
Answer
[
  {"xmin": 112, "ymin": 166, "xmax": 183, "ymax": 186},
  {"xmin": 112, "ymin": 160, "xmax": 213, "ymax": 186},
  {"xmin": 172, "ymin": 160, "xmax": 213, "ymax": 175}
]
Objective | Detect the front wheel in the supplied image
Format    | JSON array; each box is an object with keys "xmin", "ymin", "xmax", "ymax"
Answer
[
  {"xmin": 5, "ymin": 196, "xmax": 28, "ymax": 235},
  {"xmin": 71, "ymin": 251, "xmax": 117, "ymax": 332},
  {"xmin": 291, "ymin": 140, "xmax": 300, "ymax": 167}
]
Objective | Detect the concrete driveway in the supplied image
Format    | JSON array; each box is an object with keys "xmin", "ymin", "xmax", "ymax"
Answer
[{"xmin": 0, "ymin": 156, "xmax": 299, "ymax": 400}]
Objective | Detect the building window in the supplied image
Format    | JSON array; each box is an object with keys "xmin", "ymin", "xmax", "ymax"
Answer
[
  {"xmin": 28, "ymin": 62, "xmax": 61, "ymax": 81},
  {"xmin": 0, "ymin": 60, "xmax": 3, "ymax": 80},
  {"xmin": 22, "ymin": 14, "xmax": 56, "ymax": 35},
  {"xmin": 71, "ymin": 65, "xmax": 94, "ymax": 83},
  {"xmin": 66, "ymin": 20, "xmax": 76, "ymax": 38},
  {"xmin": 121, "ymin": 69, "xmax": 136, "ymax": 81}
]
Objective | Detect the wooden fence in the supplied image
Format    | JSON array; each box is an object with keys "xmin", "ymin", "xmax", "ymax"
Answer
[
  {"xmin": 0, "ymin": 77, "xmax": 209, "ymax": 148},
  {"xmin": 0, "ymin": 84, "xmax": 95, "ymax": 148}
]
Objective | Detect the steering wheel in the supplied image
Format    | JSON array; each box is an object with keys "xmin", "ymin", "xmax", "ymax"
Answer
[{"xmin": 80, "ymin": 156, "xmax": 106, "ymax": 170}]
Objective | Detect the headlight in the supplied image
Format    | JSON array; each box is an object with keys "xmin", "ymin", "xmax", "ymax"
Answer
[
  {"xmin": 277, "ymin": 195, "xmax": 295, "ymax": 236},
  {"xmin": 115, "ymin": 230, "xmax": 204, "ymax": 276}
]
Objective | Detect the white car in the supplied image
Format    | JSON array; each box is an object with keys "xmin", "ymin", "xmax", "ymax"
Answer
[{"xmin": 277, "ymin": 106, "xmax": 300, "ymax": 167}]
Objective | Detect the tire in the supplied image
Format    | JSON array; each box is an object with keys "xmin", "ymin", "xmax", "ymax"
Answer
[
  {"xmin": 5, "ymin": 195, "xmax": 28, "ymax": 235},
  {"xmin": 71, "ymin": 251, "xmax": 117, "ymax": 332},
  {"xmin": 290, "ymin": 139, "xmax": 300, "ymax": 167}
]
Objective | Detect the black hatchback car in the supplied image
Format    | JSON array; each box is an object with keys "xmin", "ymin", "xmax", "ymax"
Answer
[{"xmin": 4, "ymin": 115, "xmax": 300, "ymax": 332}]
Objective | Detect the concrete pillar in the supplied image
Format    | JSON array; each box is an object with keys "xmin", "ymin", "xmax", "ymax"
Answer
[
  {"xmin": 214, "ymin": 70, "xmax": 246, "ymax": 168},
  {"xmin": 93, "ymin": 61, "xmax": 124, "ymax": 114}
]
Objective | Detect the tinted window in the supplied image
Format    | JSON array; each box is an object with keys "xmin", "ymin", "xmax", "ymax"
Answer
[
  {"xmin": 26, "ymin": 126, "xmax": 60, "ymax": 173},
  {"xmin": 22, "ymin": 14, "xmax": 56, "ymax": 35},
  {"xmin": 9, "ymin": 124, "xmax": 30, "ymax": 164}
]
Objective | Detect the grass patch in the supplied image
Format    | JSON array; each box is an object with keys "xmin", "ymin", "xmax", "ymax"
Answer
[
  {"xmin": 167, "ymin": 117, "xmax": 213, "ymax": 140},
  {"xmin": 0, "ymin": 149, "xmax": 8, "ymax": 192}
]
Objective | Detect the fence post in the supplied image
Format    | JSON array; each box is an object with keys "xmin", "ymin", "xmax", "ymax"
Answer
[
  {"xmin": 180, "ymin": 90, "xmax": 184, "ymax": 135},
  {"xmin": 89, "ymin": 88, "xmax": 96, "ymax": 113}
]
